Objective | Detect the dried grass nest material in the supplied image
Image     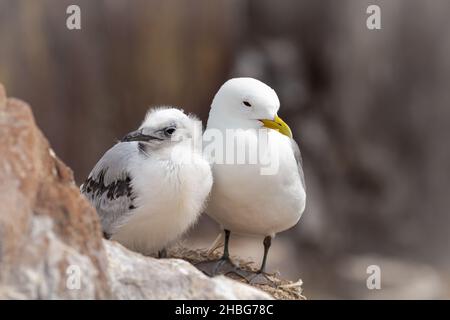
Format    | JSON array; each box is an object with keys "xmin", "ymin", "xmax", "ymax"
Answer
[{"xmin": 169, "ymin": 246, "xmax": 306, "ymax": 300}]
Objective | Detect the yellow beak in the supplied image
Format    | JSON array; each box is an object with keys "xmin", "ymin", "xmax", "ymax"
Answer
[{"xmin": 260, "ymin": 115, "xmax": 293, "ymax": 138}]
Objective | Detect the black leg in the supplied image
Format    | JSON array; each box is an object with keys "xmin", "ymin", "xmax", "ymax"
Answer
[
  {"xmin": 259, "ymin": 236, "xmax": 272, "ymax": 273},
  {"xmin": 158, "ymin": 248, "xmax": 167, "ymax": 258},
  {"xmin": 222, "ymin": 229, "xmax": 231, "ymax": 259},
  {"xmin": 244, "ymin": 236, "xmax": 276, "ymax": 287},
  {"xmin": 195, "ymin": 229, "xmax": 239, "ymax": 276}
]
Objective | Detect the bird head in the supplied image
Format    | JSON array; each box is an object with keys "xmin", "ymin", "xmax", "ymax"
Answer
[
  {"xmin": 121, "ymin": 107, "xmax": 201, "ymax": 150},
  {"xmin": 208, "ymin": 77, "xmax": 292, "ymax": 138}
]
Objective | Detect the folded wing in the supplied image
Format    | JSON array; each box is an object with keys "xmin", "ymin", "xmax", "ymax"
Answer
[
  {"xmin": 81, "ymin": 142, "xmax": 141, "ymax": 237},
  {"xmin": 290, "ymin": 138, "xmax": 306, "ymax": 190}
]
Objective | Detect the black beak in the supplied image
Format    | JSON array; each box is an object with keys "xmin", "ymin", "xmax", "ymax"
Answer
[{"xmin": 121, "ymin": 130, "xmax": 156, "ymax": 142}]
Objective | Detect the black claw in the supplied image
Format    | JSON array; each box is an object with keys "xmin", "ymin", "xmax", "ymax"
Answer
[
  {"xmin": 195, "ymin": 257, "xmax": 237, "ymax": 277},
  {"xmin": 196, "ymin": 231, "xmax": 277, "ymax": 288}
]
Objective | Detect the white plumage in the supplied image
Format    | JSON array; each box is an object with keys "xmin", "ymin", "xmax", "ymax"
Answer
[
  {"xmin": 81, "ymin": 107, "xmax": 212, "ymax": 256},
  {"xmin": 206, "ymin": 78, "xmax": 306, "ymax": 237},
  {"xmin": 201, "ymin": 78, "xmax": 306, "ymax": 281}
]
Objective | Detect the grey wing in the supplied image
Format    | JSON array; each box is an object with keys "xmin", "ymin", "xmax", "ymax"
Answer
[
  {"xmin": 290, "ymin": 138, "xmax": 306, "ymax": 190},
  {"xmin": 80, "ymin": 142, "xmax": 141, "ymax": 237}
]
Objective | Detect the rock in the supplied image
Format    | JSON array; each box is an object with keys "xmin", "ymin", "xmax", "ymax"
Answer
[
  {"xmin": 0, "ymin": 86, "xmax": 111, "ymax": 299},
  {"xmin": 106, "ymin": 241, "xmax": 272, "ymax": 299},
  {"xmin": 0, "ymin": 84, "xmax": 273, "ymax": 300}
]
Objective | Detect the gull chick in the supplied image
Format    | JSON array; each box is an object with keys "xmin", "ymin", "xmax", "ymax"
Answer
[
  {"xmin": 198, "ymin": 78, "xmax": 306, "ymax": 285},
  {"xmin": 81, "ymin": 107, "xmax": 212, "ymax": 257}
]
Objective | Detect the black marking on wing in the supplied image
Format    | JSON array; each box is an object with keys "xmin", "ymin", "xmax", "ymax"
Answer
[{"xmin": 81, "ymin": 169, "xmax": 136, "ymax": 203}]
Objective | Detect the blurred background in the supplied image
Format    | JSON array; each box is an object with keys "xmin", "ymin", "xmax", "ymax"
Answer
[{"xmin": 1, "ymin": 0, "xmax": 449, "ymax": 299}]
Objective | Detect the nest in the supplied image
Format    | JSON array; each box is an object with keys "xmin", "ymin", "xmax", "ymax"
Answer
[{"xmin": 169, "ymin": 246, "xmax": 306, "ymax": 300}]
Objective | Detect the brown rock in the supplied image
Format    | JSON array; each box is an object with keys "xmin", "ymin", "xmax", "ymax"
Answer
[{"xmin": 0, "ymin": 86, "xmax": 111, "ymax": 299}]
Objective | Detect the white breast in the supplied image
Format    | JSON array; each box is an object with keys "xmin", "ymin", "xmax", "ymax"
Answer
[
  {"xmin": 206, "ymin": 130, "xmax": 305, "ymax": 237},
  {"xmin": 112, "ymin": 146, "xmax": 212, "ymax": 255}
]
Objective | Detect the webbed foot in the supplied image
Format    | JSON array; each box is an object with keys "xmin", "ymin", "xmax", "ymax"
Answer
[{"xmin": 195, "ymin": 257, "xmax": 240, "ymax": 276}]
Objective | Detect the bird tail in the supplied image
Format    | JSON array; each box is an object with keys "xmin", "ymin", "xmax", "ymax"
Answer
[{"xmin": 207, "ymin": 232, "xmax": 224, "ymax": 255}]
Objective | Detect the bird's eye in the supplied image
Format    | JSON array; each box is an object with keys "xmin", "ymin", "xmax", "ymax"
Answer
[
  {"xmin": 164, "ymin": 127, "xmax": 176, "ymax": 136},
  {"xmin": 243, "ymin": 101, "xmax": 252, "ymax": 107}
]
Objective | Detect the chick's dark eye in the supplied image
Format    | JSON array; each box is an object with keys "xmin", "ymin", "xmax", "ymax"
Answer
[
  {"xmin": 243, "ymin": 101, "xmax": 252, "ymax": 107},
  {"xmin": 164, "ymin": 127, "xmax": 176, "ymax": 136}
]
